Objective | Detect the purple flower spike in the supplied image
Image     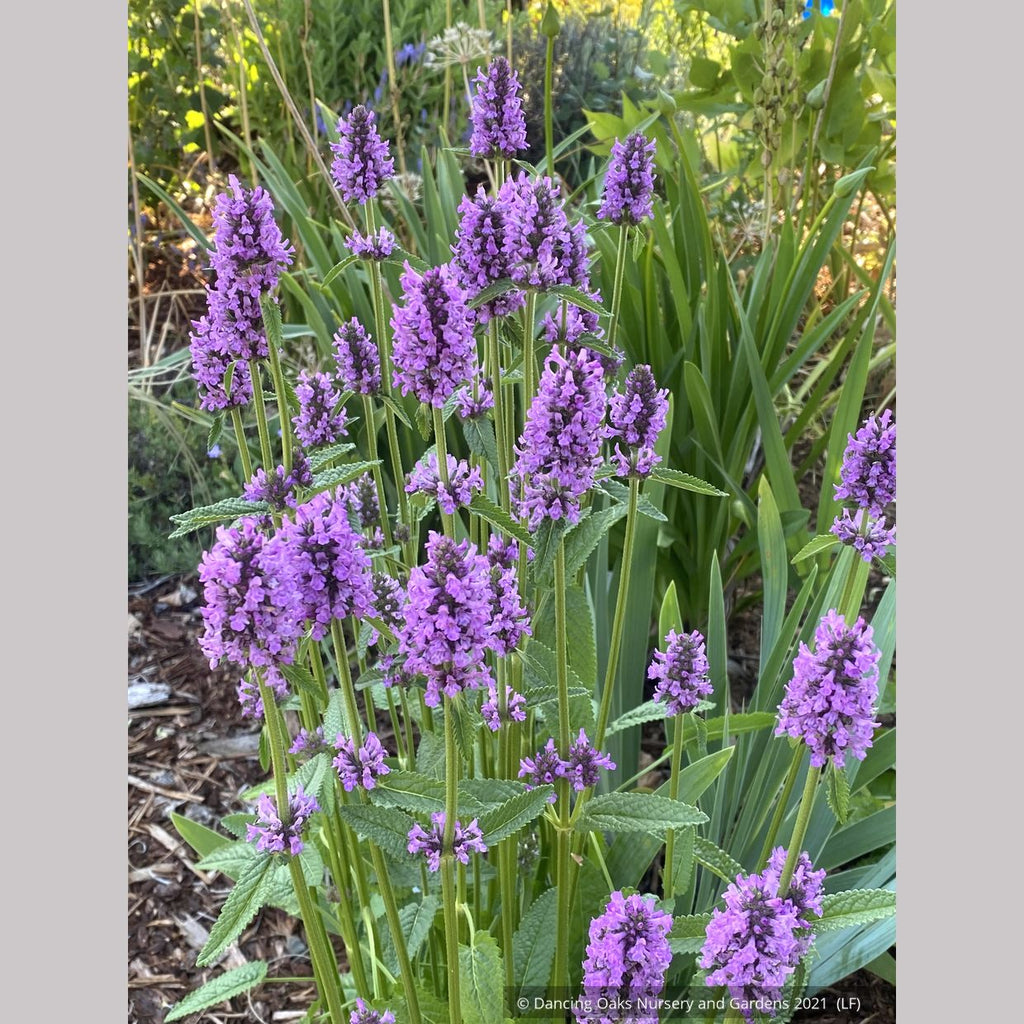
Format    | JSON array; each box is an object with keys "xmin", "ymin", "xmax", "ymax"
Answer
[
  {"xmin": 243, "ymin": 453, "xmax": 312, "ymax": 514},
  {"xmin": 454, "ymin": 377, "xmax": 495, "ymax": 420},
  {"xmin": 469, "ymin": 57, "xmax": 528, "ymax": 160},
  {"xmin": 700, "ymin": 849, "xmax": 825, "ymax": 1023},
  {"xmin": 343, "ymin": 473, "xmax": 381, "ymax": 531},
  {"xmin": 246, "ymin": 787, "xmax": 319, "ymax": 856},
  {"xmin": 333, "ymin": 731, "xmax": 391, "ymax": 791},
  {"xmin": 407, "ymin": 811, "xmax": 488, "ymax": 871},
  {"xmin": 345, "ymin": 225, "xmax": 396, "ymax": 261},
  {"xmin": 609, "ymin": 364, "xmax": 669, "ymax": 477},
  {"xmin": 519, "ymin": 738, "xmax": 563, "ymax": 798},
  {"xmin": 399, "ymin": 532, "xmax": 494, "ymax": 707},
  {"xmin": 563, "ymin": 728, "xmax": 616, "ymax": 791},
  {"xmin": 237, "ymin": 666, "xmax": 289, "ymax": 720},
  {"xmin": 350, "ymin": 998, "xmax": 396, "ymax": 1024},
  {"xmin": 648, "ymin": 628, "xmax": 713, "ymax": 716},
  {"xmin": 576, "ymin": 890, "xmax": 673, "ymax": 1024},
  {"xmin": 598, "ymin": 132, "xmax": 658, "ymax": 226},
  {"xmin": 481, "ymin": 684, "xmax": 527, "ymax": 731},
  {"xmin": 830, "ymin": 508, "xmax": 896, "ymax": 563},
  {"xmin": 452, "ymin": 187, "xmax": 525, "ymax": 321},
  {"xmin": 293, "ymin": 370, "xmax": 348, "ymax": 448},
  {"xmin": 391, "ymin": 262, "xmax": 478, "ymax": 408},
  {"xmin": 189, "ymin": 320, "xmax": 255, "ymax": 411},
  {"xmin": 486, "ymin": 555, "xmax": 531, "ymax": 655},
  {"xmin": 511, "ymin": 346, "xmax": 609, "ymax": 529},
  {"xmin": 775, "ymin": 609, "xmax": 881, "ymax": 768},
  {"xmin": 834, "ymin": 409, "xmax": 896, "ymax": 516},
  {"xmin": 333, "ymin": 318, "xmax": 382, "ymax": 395},
  {"xmin": 289, "ymin": 726, "xmax": 329, "ymax": 757},
  {"xmin": 405, "ymin": 452, "xmax": 484, "ymax": 515},
  {"xmin": 331, "ymin": 105, "xmax": 395, "ymax": 204}
]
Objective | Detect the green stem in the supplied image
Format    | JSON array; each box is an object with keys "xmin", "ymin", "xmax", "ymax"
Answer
[
  {"xmin": 362, "ymin": 395, "xmax": 394, "ymax": 550},
  {"xmin": 248, "ymin": 359, "xmax": 275, "ymax": 471},
  {"xmin": 442, "ymin": 697, "xmax": 462, "ymax": 1024},
  {"xmin": 594, "ymin": 476, "xmax": 640, "ymax": 747},
  {"xmin": 777, "ymin": 763, "xmax": 821, "ymax": 896},
  {"xmin": 606, "ymin": 224, "xmax": 629, "ymax": 355},
  {"xmin": 662, "ymin": 712, "xmax": 686, "ymax": 900},
  {"xmin": 551, "ymin": 541, "xmax": 572, "ymax": 1000},
  {"xmin": 756, "ymin": 743, "xmax": 804, "ymax": 870},
  {"xmin": 544, "ymin": 33, "xmax": 555, "ymax": 177},
  {"xmin": 331, "ymin": 619, "xmax": 365, "ymax": 745},
  {"xmin": 230, "ymin": 407, "xmax": 254, "ymax": 482},
  {"xmin": 381, "ymin": 0, "xmax": 407, "ymax": 176},
  {"xmin": 261, "ymin": 297, "xmax": 292, "ymax": 473},
  {"xmin": 432, "ymin": 406, "xmax": 456, "ymax": 538},
  {"xmin": 488, "ymin": 320, "xmax": 511, "ymax": 514}
]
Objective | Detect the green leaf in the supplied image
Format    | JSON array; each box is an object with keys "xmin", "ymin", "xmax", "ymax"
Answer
[
  {"xmin": 478, "ymin": 786, "xmax": 555, "ymax": 846},
  {"xmin": 757, "ymin": 478, "xmax": 788, "ymax": 677},
  {"xmin": 196, "ymin": 856, "xmax": 274, "ymax": 966},
  {"xmin": 668, "ymin": 912, "xmax": 712, "ymax": 955},
  {"xmin": 468, "ymin": 277, "xmax": 517, "ymax": 310},
  {"xmin": 562, "ymin": 504, "xmax": 628, "ymax": 578},
  {"xmin": 565, "ymin": 585, "xmax": 597, "ymax": 688},
  {"xmin": 815, "ymin": 889, "xmax": 896, "ymax": 933},
  {"xmin": 545, "ymin": 285, "xmax": 606, "ymax": 316},
  {"xmin": 337, "ymin": 804, "xmax": 416, "ymax": 862},
  {"xmin": 384, "ymin": 895, "xmax": 440, "ymax": 975},
  {"xmin": 196, "ymin": 840, "xmax": 259, "ymax": 880},
  {"xmin": 702, "ymin": 711, "xmax": 777, "ymax": 742},
  {"xmin": 658, "ymin": 581, "xmax": 683, "ymax": 644},
  {"xmin": 649, "ymin": 466, "xmax": 728, "ymax": 497},
  {"xmin": 513, "ymin": 886, "xmax": 558, "ymax": 990},
  {"xmin": 168, "ymin": 496, "xmax": 266, "ymax": 538},
  {"xmin": 372, "ymin": 771, "xmax": 447, "ymax": 815},
  {"xmin": 136, "ymin": 172, "xmax": 213, "ymax": 251},
  {"xmin": 463, "ymin": 416, "xmax": 500, "ymax": 474},
  {"xmin": 164, "ymin": 961, "xmax": 268, "ymax": 1021},
  {"xmin": 675, "ymin": 747, "xmax": 734, "ymax": 805},
  {"xmin": 693, "ymin": 835, "xmax": 744, "ymax": 884},
  {"xmin": 379, "ymin": 393, "xmax": 413, "ymax": 429},
  {"xmin": 468, "ymin": 493, "xmax": 534, "ymax": 548},
  {"xmin": 669, "ymin": 825, "xmax": 696, "ymax": 896},
  {"xmin": 277, "ymin": 661, "xmax": 321, "ymax": 698},
  {"xmin": 576, "ymin": 792, "xmax": 707, "ymax": 837},
  {"xmin": 310, "ymin": 460, "xmax": 382, "ymax": 494},
  {"xmin": 529, "ymin": 518, "xmax": 570, "ymax": 588},
  {"xmin": 459, "ymin": 933, "xmax": 506, "ymax": 1024},
  {"xmin": 170, "ymin": 811, "xmax": 233, "ymax": 859},
  {"xmin": 605, "ymin": 700, "xmax": 665, "ymax": 737},
  {"xmin": 825, "ymin": 761, "xmax": 851, "ymax": 825},
  {"xmin": 321, "ymin": 252, "xmax": 359, "ymax": 287},
  {"xmin": 792, "ymin": 533, "xmax": 840, "ymax": 564},
  {"xmin": 308, "ymin": 441, "xmax": 357, "ymax": 471},
  {"xmin": 207, "ymin": 413, "xmax": 225, "ymax": 454}
]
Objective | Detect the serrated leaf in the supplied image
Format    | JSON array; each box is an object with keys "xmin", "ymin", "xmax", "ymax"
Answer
[
  {"xmin": 164, "ymin": 961, "xmax": 268, "ymax": 1021},
  {"xmin": 415, "ymin": 403, "xmax": 433, "ymax": 441},
  {"xmin": 605, "ymin": 700, "xmax": 666, "ymax": 737},
  {"xmin": 239, "ymin": 754, "xmax": 332, "ymax": 807},
  {"xmin": 384, "ymin": 894, "xmax": 441, "ymax": 975},
  {"xmin": 826, "ymin": 761, "xmax": 851, "ymax": 825},
  {"xmin": 310, "ymin": 460, "xmax": 382, "ymax": 493},
  {"xmin": 379, "ymin": 393, "xmax": 413, "ymax": 429},
  {"xmin": 337, "ymin": 804, "xmax": 416, "ymax": 861},
  {"xmin": 372, "ymin": 771, "xmax": 447, "ymax": 815},
  {"xmin": 650, "ymin": 466, "xmax": 727, "ymax": 497},
  {"xmin": 447, "ymin": 692, "xmax": 478, "ymax": 765},
  {"xmin": 815, "ymin": 889, "xmax": 896, "ymax": 933},
  {"xmin": 459, "ymin": 933, "xmax": 506, "ymax": 1024},
  {"xmin": 563, "ymin": 504, "xmax": 627, "ymax": 577},
  {"xmin": 577, "ymin": 792, "xmax": 707, "ymax": 837},
  {"xmin": 529, "ymin": 518, "xmax": 570, "ymax": 587},
  {"xmin": 463, "ymin": 416, "xmax": 500, "ymax": 474},
  {"xmin": 196, "ymin": 840, "xmax": 259, "ymax": 879},
  {"xmin": 670, "ymin": 825, "xmax": 695, "ymax": 896},
  {"xmin": 197, "ymin": 856, "xmax": 273, "ymax": 966},
  {"xmin": 565, "ymin": 586, "xmax": 596, "ymax": 687},
  {"xmin": 170, "ymin": 811, "xmax": 233, "ymax": 859},
  {"xmin": 168, "ymin": 496, "xmax": 267, "ymax": 538},
  {"xmin": 277, "ymin": 661, "xmax": 321, "ymax": 698},
  {"xmin": 207, "ymin": 413, "xmax": 225, "ymax": 454},
  {"xmin": 512, "ymin": 886, "xmax": 558, "ymax": 989},
  {"xmin": 308, "ymin": 441, "xmax": 357, "ymax": 471},
  {"xmin": 468, "ymin": 493, "xmax": 534, "ymax": 548},
  {"xmin": 467, "ymin": 277, "xmax": 517, "ymax": 309},
  {"xmin": 220, "ymin": 813, "xmax": 254, "ymax": 839},
  {"xmin": 668, "ymin": 912, "xmax": 712, "ymax": 954},
  {"xmin": 478, "ymin": 786, "xmax": 554, "ymax": 846},
  {"xmin": 792, "ymin": 533, "xmax": 841, "ymax": 564},
  {"xmin": 545, "ymin": 285, "xmax": 605, "ymax": 316},
  {"xmin": 693, "ymin": 835, "xmax": 743, "ymax": 884}
]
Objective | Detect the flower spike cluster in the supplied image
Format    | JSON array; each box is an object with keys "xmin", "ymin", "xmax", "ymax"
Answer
[
  {"xmin": 469, "ymin": 56, "xmax": 528, "ymax": 160},
  {"xmin": 407, "ymin": 811, "xmax": 488, "ymax": 872},
  {"xmin": 406, "ymin": 452, "xmax": 484, "ymax": 515},
  {"xmin": 333, "ymin": 732, "xmax": 391, "ymax": 791},
  {"xmin": 598, "ymin": 132, "xmax": 658, "ymax": 226},
  {"xmin": 609, "ymin": 364, "xmax": 669, "ymax": 477},
  {"xmin": 648, "ymin": 628, "xmax": 713, "ymax": 716},
  {"xmin": 519, "ymin": 731, "xmax": 615, "ymax": 794},
  {"xmin": 576, "ymin": 891, "xmax": 673, "ymax": 1024},
  {"xmin": 776, "ymin": 609, "xmax": 881, "ymax": 768},
  {"xmin": 350, "ymin": 1000, "xmax": 396, "ymax": 1024},
  {"xmin": 333, "ymin": 318, "xmax": 382, "ymax": 395},
  {"xmin": 481, "ymin": 685, "xmax": 527, "ymax": 731},
  {"xmin": 700, "ymin": 848, "xmax": 825, "ymax": 1023},
  {"xmin": 331, "ymin": 105, "xmax": 394, "ymax": 204},
  {"xmin": 345, "ymin": 226, "xmax": 395, "ymax": 261},
  {"xmin": 292, "ymin": 370, "xmax": 348, "ymax": 449},
  {"xmin": 246, "ymin": 787, "xmax": 319, "ymax": 856}
]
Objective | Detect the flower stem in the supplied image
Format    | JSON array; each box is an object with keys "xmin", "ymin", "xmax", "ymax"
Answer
[
  {"xmin": 442, "ymin": 696, "xmax": 463, "ymax": 1024},
  {"xmin": 662, "ymin": 712, "xmax": 686, "ymax": 900},
  {"xmin": 544, "ymin": 34, "xmax": 555, "ymax": 177},
  {"xmin": 488, "ymin": 320, "xmax": 511, "ymax": 514},
  {"xmin": 381, "ymin": 0, "xmax": 407, "ymax": 176},
  {"xmin": 756, "ymin": 743, "xmax": 804, "ymax": 870},
  {"xmin": 247, "ymin": 359, "xmax": 275, "ymax": 471},
  {"xmin": 432, "ymin": 406, "xmax": 456, "ymax": 538},
  {"xmin": 606, "ymin": 224, "xmax": 629, "ymax": 354},
  {"xmin": 261, "ymin": 296, "xmax": 293, "ymax": 473},
  {"xmin": 230, "ymin": 407, "xmax": 254, "ymax": 482},
  {"xmin": 778, "ymin": 763, "xmax": 821, "ymax": 897},
  {"xmin": 362, "ymin": 394, "xmax": 395, "ymax": 550}
]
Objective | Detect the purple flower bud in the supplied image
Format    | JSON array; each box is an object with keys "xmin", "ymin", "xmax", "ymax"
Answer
[
  {"xmin": 391, "ymin": 262, "xmax": 478, "ymax": 408},
  {"xmin": 333, "ymin": 731, "xmax": 391, "ymax": 791},
  {"xmin": 333, "ymin": 318, "xmax": 382, "ymax": 395},
  {"xmin": 237, "ymin": 666, "xmax": 289, "ymax": 720},
  {"xmin": 775, "ymin": 610, "xmax": 881, "ymax": 768},
  {"xmin": 834, "ymin": 409, "xmax": 896, "ymax": 516},
  {"xmin": 246, "ymin": 787, "xmax": 319, "ymax": 856},
  {"xmin": 454, "ymin": 378, "xmax": 495, "ymax": 420},
  {"xmin": 519, "ymin": 738, "xmax": 562, "ymax": 798},
  {"xmin": 331, "ymin": 105, "xmax": 395, "ymax": 204},
  {"xmin": 345, "ymin": 225, "xmax": 396, "ymax": 261},
  {"xmin": 289, "ymin": 726, "xmax": 329, "ymax": 758},
  {"xmin": 609, "ymin": 364, "xmax": 669, "ymax": 478},
  {"xmin": 648, "ymin": 628, "xmax": 712, "ymax": 716},
  {"xmin": 481, "ymin": 684, "xmax": 527, "ymax": 731},
  {"xmin": 407, "ymin": 811, "xmax": 488, "ymax": 871},
  {"xmin": 293, "ymin": 370, "xmax": 348, "ymax": 448},
  {"xmin": 343, "ymin": 473, "xmax": 381, "ymax": 531},
  {"xmin": 562, "ymin": 729, "xmax": 616, "ymax": 791},
  {"xmin": 350, "ymin": 999, "xmax": 396, "ymax": 1024},
  {"xmin": 830, "ymin": 508, "xmax": 896, "ymax": 562},
  {"xmin": 469, "ymin": 57, "xmax": 528, "ymax": 159},
  {"xmin": 598, "ymin": 132, "xmax": 657, "ymax": 225},
  {"xmin": 405, "ymin": 452, "xmax": 484, "ymax": 515}
]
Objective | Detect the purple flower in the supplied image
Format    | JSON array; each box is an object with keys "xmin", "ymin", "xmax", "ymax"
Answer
[
  {"xmin": 648, "ymin": 629, "xmax": 713, "ymax": 716},
  {"xmin": 776, "ymin": 610, "xmax": 881, "ymax": 768},
  {"xmin": 395, "ymin": 41, "xmax": 426, "ymax": 67},
  {"xmin": 510, "ymin": 346, "xmax": 609, "ymax": 529},
  {"xmin": 830, "ymin": 508, "xmax": 896, "ymax": 563},
  {"xmin": 343, "ymin": 473, "xmax": 381, "ymax": 531},
  {"xmin": 208, "ymin": 444, "xmax": 222, "ymax": 458},
  {"xmin": 269, "ymin": 487, "xmax": 375, "ymax": 641},
  {"xmin": 405, "ymin": 452, "xmax": 484, "ymax": 515},
  {"xmin": 451, "ymin": 187, "xmax": 525, "ymax": 321},
  {"xmin": 333, "ymin": 731, "xmax": 391, "ymax": 791},
  {"xmin": 454, "ymin": 377, "xmax": 495, "ymax": 419},
  {"xmin": 486, "ymin": 533, "xmax": 521, "ymax": 570},
  {"xmin": 350, "ymin": 998, "xmax": 396, "ymax": 1024},
  {"xmin": 598, "ymin": 133, "xmax": 657, "ymax": 226},
  {"xmin": 519, "ymin": 738, "xmax": 563, "ymax": 797},
  {"xmin": 469, "ymin": 57, "xmax": 528, "ymax": 159},
  {"xmin": 333, "ymin": 318, "xmax": 382, "ymax": 395},
  {"xmin": 331, "ymin": 105, "xmax": 395, "ymax": 204},
  {"xmin": 243, "ymin": 463, "xmax": 302, "ymax": 514},
  {"xmin": 293, "ymin": 370, "xmax": 348, "ymax": 448},
  {"xmin": 246, "ymin": 787, "xmax": 319, "ymax": 856},
  {"xmin": 609, "ymin": 364, "xmax": 669, "ymax": 478},
  {"xmin": 563, "ymin": 728, "xmax": 616, "ymax": 791},
  {"xmin": 370, "ymin": 571, "xmax": 404, "ymax": 630},
  {"xmin": 198, "ymin": 518, "xmax": 299, "ymax": 669},
  {"xmin": 290, "ymin": 726, "xmax": 330, "ymax": 757},
  {"xmin": 499, "ymin": 174, "xmax": 590, "ymax": 291},
  {"xmin": 345, "ymin": 225, "xmax": 396, "ymax": 261},
  {"xmin": 481, "ymin": 684, "xmax": 527, "ymax": 731},
  {"xmin": 237, "ymin": 666, "xmax": 289, "ymax": 720},
  {"xmin": 700, "ymin": 849, "xmax": 825, "ymax": 1023},
  {"xmin": 576, "ymin": 891, "xmax": 673, "ymax": 1024},
  {"xmin": 189, "ymin": 314, "xmax": 255, "ymax": 412},
  {"xmin": 399, "ymin": 532, "xmax": 494, "ymax": 707},
  {"xmin": 486, "ymin": 556, "xmax": 531, "ymax": 655},
  {"xmin": 407, "ymin": 811, "xmax": 488, "ymax": 871},
  {"xmin": 834, "ymin": 409, "xmax": 896, "ymax": 516},
  {"xmin": 391, "ymin": 262, "xmax": 478, "ymax": 408}
]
